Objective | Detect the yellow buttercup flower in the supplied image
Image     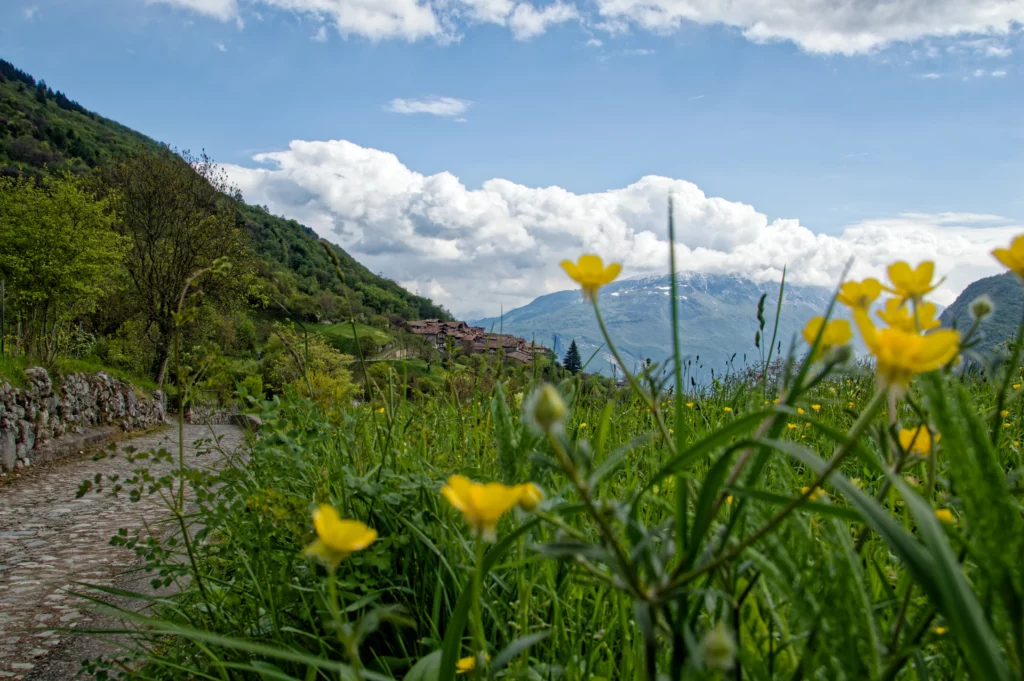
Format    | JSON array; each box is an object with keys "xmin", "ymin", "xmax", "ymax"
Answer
[
  {"xmin": 877, "ymin": 298, "xmax": 941, "ymax": 332},
  {"xmin": 802, "ymin": 317, "xmax": 853, "ymax": 359},
  {"xmin": 801, "ymin": 486, "xmax": 825, "ymax": 502},
  {"xmin": 934, "ymin": 626, "xmax": 949, "ymax": 636},
  {"xmin": 797, "ymin": 407, "xmax": 805, "ymax": 415},
  {"xmin": 579, "ymin": 422, "xmax": 587, "ymax": 429},
  {"xmin": 1014, "ymin": 383, "xmax": 1022, "ymax": 390},
  {"xmin": 441, "ymin": 475, "xmax": 523, "ymax": 541},
  {"xmin": 560, "ymin": 254, "xmax": 622, "ymax": 301},
  {"xmin": 837, "ymin": 278, "xmax": 883, "ymax": 311},
  {"xmin": 1001, "ymin": 409, "xmax": 1010, "ymax": 418},
  {"xmin": 456, "ymin": 653, "xmax": 489, "ymax": 674},
  {"xmin": 886, "ymin": 261, "xmax": 941, "ymax": 302},
  {"xmin": 787, "ymin": 423, "xmax": 798, "ymax": 430},
  {"xmin": 898, "ymin": 426, "xmax": 939, "ymax": 454},
  {"xmin": 848, "ymin": 401, "xmax": 854, "ymax": 409},
  {"xmin": 992, "ymin": 234, "xmax": 1024, "ymax": 279},
  {"xmin": 811, "ymin": 404, "xmax": 821, "ymax": 411},
  {"xmin": 302, "ymin": 505, "xmax": 377, "ymax": 568},
  {"xmin": 515, "ymin": 482, "xmax": 544, "ymax": 512},
  {"xmin": 723, "ymin": 406, "xmax": 732, "ymax": 413},
  {"xmin": 854, "ymin": 311, "xmax": 958, "ymax": 393},
  {"xmin": 377, "ymin": 407, "xmax": 386, "ymax": 414},
  {"xmin": 686, "ymin": 402, "xmax": 695, "ymax": 408},
  {"xmin": 935, "ymin": 508, "xmax": 955, "ymax": 524}
]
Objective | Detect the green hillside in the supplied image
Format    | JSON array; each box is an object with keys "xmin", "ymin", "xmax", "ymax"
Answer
[
  {"xmin": 941, "ymin": 270, "xmax": 1024, "ymax": 359},
  {"xmin": 0, "ymin": 57, "xmax": 448, "ymax": 323}
]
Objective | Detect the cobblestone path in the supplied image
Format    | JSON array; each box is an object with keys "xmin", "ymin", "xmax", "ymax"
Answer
[{"xmin": 0, "ymin": 424, "xmax": 243, "ymax": 679}]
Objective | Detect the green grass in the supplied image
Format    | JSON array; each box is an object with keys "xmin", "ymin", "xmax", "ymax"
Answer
[
  {"xmin": 309, "ymin": 321, "xmax": 393, "ymax": 351},
  {"xmin": 0, "ymin": 353, "xmax": 28, "ymax": 388},
  {"xmin": 0, "ymin": 353, "xmax": 159, "ymax": 394}
]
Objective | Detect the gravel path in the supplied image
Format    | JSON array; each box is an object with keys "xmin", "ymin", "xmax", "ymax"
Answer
[{"xmin": 0, "ymin": 424, "xmax": 244, "ymax": 680}]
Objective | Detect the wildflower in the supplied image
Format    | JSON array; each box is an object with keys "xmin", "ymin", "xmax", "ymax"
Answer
[
  {"xmin": 802, "ymin": 317, "xmax": 853, "ymax": 359},
  {"xmin": 560, "ymin": 254, "xmax": 622, "ymax": 301},
  {"xmin": 1005, "ymin": 422, "xmax": 1013, "ymax": 429},
  {"xmin": 851, "ymin": 477, "xmax": 862, "ymax": 488},
  {"xmin": 811, "ymin": 404, "xmax": 821, "ymax": 411},
  {"xmin": 801, "ymin": 486, "xmax": 825, "ymax": 501},
  {"xmin": 1015, "ymin": 440, "xmax": 1020, "ymax": 448},
  {"xmin": 848, "ymin": 401, "xmax": 855, "ymax": 409},
  {"xmin": 579, "ymin": 422, "xmax": 587, "ymax": 429},
  {"xmin": 726, "ymin": 495, "xmax": 733, "ymax": 505},
  {"xmin": 934, "ymin": 626, "xmax": 949, "ymax": 636},
  {"xmin": 854, "ymin": 310, "xmax": 958, "ymax": 394},
  {"xmin": 701, "ymin": 621, "xmax": 736, "ymax": 671},
  {"xmin": 886, "ymin": 261, "xmax": 941, "ymax": 302},
  {"xmin": 723, "ymin": 406, "xmax": 732, "ymax": 413},
  {"xmin": 1001, "ymin": 409, "xmax": 1010, "ymax": 418},
  {"xmin": 787, "ymin": 423, "xmax": 798, "ymax": 430},
  {"xmin": 970, "ymin": 295, "xmax": 994, "ymax": 321},
  {"xmin": 516, "ymin": 483, "xmax": 544, "ymax": 512},
  {"xmin": 837, "ymin": 278, "xmax": 882, "ymax": 311},
  {"xmin": 797, "ymin": 407, "xmax": 805, "ymax": 415},
  {"xmin": 992, "ymin": 234, "xmax": 1024, "ymax": 279},
  {"xmin": 686, "ymin": 402, "xmax": 694, "ymax": 408},
  {"xmin": 935, "ymin": 508, "xmax": 955, "ymax": 524},
  {"xmin": 441, "ymin": 475, "xmax": 523, "ymax": 542},
  {"xmin": 898, "ymin": 426, "xmax": 939, "ymax": 455},
  {"xmin": 525, "ymin": 384, "xmax": 566, "ymax": 434},
  {"xmin": 1014, "ymin": 383, "xmax": 1022, "ymax": 390},
  {"xmin": 877, "ymin": 298, "xmax": 940, "ymax": 332},
  {"xmin": 456, "ymin": 653, "xmax": 489, "ymax": 674},
  {"xmin": 302, "ymin": 505, "xmax": 377, "ymax": 568},
  {"xmin": 377, "ymin": 407, "xmax": 385, "ymax": 414}
]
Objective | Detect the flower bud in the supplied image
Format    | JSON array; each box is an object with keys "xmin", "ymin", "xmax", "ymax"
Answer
[
  {"xmin": 517, "ymin": 483, "xmax": 544, "ymax": 511},
  {"xmin": 526, "ymin": 384, "xmax": 566, "ymax": 433},
  {"xmin": 701, "ymin": 620, "xmax": 737, "ymax": 671},
  {"xmin": 970, "ymin": 295, "xmax": 994, "ymax": 321}
]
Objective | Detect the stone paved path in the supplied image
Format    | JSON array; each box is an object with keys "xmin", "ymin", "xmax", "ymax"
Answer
[{"xmin": 0, "ymin": 424, "xmax": 243, "ymax": 679}]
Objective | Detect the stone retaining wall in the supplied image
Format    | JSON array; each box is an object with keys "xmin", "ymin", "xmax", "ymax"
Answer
[{"xmin": 0, "ymin": 367, "xmax": 166, "ymax": 473}]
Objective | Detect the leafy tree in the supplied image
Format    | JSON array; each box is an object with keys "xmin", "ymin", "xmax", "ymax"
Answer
[
  {"xmin": 100, "ymin": 148, "xmax": 253, "ymax": 387},
  {"xmin": 0, "ymin": 173, "xmax": 124, "ymax": 361},
  {"xmin": 563, "ymin": 339, "xmax": 583, "ymax": 375}
]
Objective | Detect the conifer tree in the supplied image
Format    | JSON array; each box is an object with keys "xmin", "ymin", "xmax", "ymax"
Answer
[{"xmin": 563, "ymin": 339, "xmax": 582, "ymax": 375}]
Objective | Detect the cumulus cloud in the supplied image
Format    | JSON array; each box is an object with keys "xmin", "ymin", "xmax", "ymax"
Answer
[
  {"xmin": 386, "ymin": 96, "xmax": 472, "ymax": 117},
  {"xmin": 223, "ymin": 138, "xmax": 1020, "ymax": 318},
  {"xmin": 141, "ymin": 0, "xmax": 578, "ymax": 41},
  {"xmin": 593, "ymin": 0, "xmax": 1024, "ymax": 55}
]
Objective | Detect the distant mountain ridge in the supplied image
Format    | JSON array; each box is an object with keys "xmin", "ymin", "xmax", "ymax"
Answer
[
  {"xmin": 473, "ymin": 272, "xmax": 839, "ymax": 378},
  {"xmin": 941, "ymin": 271, "xmax": 1024, "ymax": 359}
]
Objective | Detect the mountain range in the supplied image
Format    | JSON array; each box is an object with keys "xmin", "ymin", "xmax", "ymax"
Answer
[{"xmin": 474, "ymin": 272, "xmax": 839, "ymax": 379}]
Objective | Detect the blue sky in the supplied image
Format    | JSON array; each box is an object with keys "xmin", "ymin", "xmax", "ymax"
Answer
[{"xmin": 3, "ymin": 0, "xmax": 1024, "ymax": 317}]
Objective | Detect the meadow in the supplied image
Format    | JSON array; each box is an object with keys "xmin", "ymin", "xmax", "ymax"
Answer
[{"xmin": 78, "ymin": 239, "xmax": 1024, "ymax": 681}]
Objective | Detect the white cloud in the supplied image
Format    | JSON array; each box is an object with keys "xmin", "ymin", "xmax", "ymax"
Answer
[
  {"xmin": 585, "ymin": 37, "xmax": 603, "ymax": 47},
  {"xmin": 919, "ymin": 72, "xmax": 942, "ymax": 79},
  {"xmin": 142, "ymin": 0, "xmax": 579, "ymax": 41},
  {"xmin": 386, "ymin": 96, "xmax": 472, "ymax": 117},
  {"xmin": 223, "ymin": 137, "xmax": 1021, "ymax": 317},
  {"xmin": 215, "ymin": 41, "xmax": 228, "ymax": 51},
  {"xmin": 622, "ymin": 47, "xmax": 654, "ymax": 55},
  {"xmin": 992, "ymin": 69, "xmax": 1009, "ymax": 77},
  {"xmin": 23, "ymin": 5, "xmax": 38, "ymax": 19},
  {"xmin": 593, "ymin": 0, "xmax": 1024, "ymax": 55},
  {"xmin": 312, "ymin": 24, "xmax": 328, "ymax": 41},
  {"xmin": 508, "ymin": 1, "xmax": 578, "ymax": 39}
]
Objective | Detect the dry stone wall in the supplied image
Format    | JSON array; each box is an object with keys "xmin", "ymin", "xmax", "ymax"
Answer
[{"xmin": 0, "ymin": 367, "xmax": 166, "ymax": 473}]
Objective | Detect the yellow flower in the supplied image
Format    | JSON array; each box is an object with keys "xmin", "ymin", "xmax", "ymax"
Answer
[
  {"xmin": 302, "ymin": 505, "xmax": 377, "ymax": 568},
  {"xmin": 854, "ymin": 310, "xmax": 959, "ymax": 393},
  {"xmin": 1014, "ymin": 440, "xmax": 1020, "ymax": 448},
  {"xmin": 1005, "ymin": 422, "xmax": 1013, "ymax": 429},
  {"xmin": 723, "ymin": 406, "xmax": 732, "ymax": 413},
  {"xmin": 456, "ymin": 654, "xmax": 489, "ymax": 674},
  {"xmin": 801, "ymin": 486, "xmax": 825, "ymax": 502},
  {"xmin": 811, "ymin": 404, "xmax": 821, "ymax": 411},
  {"xmin": 686, "ymin": 402, "xmax": 695, "ymax": 408},
  {"xmin": 726, "ymin": 495, "xmax": 734, "ymax": 505},
  {"xmin": 992, "ymin": 234, "xmax": 1024, "ymax": 279},
  {"xmin": 886, "ymin": 261, "xmax": 941, "ymax": 302},
  {"xmin": 935, "ymin": 508, "xmax": 955, "ymax": 524},
  {"xmin": 837, "ymin": 278, "xmax": 883, "ymax": 311},
  {"xmin": 560, "ymin": 254, "xmax": 622, "ymax": 301},
  {"xmin": 877, "ymin": 298, "xmax": 941, "ymax": 332},
  {"xmin": 848, "ymin": 401, "xmax": 855, "ymax": 409},
  {"xmin": 1014, "ymin": 383, "xmax": 1022, "ymax": 390},
  {"xmin": 441, "ymin": 475, "xmax": 523, "ymax": 541},
  {"xmin": 377, "ymin": 407, "xmax": 385, "ymax": 414},
  {"xmin": 802, "ymin": 317, "xmax": 853, "ymax": 359},
  {"xmin": 579, "ymin": 422, "xmax": 587, "ymax": 429},
  {"xmin": 515, "ymin": 482, "xmax": 544, "ymax": 512},
  {"xmin": 787, "ymin": 423, "xmax": 798, "ymax": 430},
  {"xmin": 934, "ymin": 626, "xmax": 949, "ymax": 636},
  {"xmin": 797, "ymin": 407, "xmax": 805, "ymax": 415},
  {"xmin": 898, "ymin": 426, "xmax": 939, "ymax": 454},
  {"xmin": 1001, "ymin": 409, "xmax": 1010, "ymax": 418}
]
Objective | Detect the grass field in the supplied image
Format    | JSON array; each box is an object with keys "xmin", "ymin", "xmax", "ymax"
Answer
[
  {"xmin": 79, "ymin": 249, "xmax": 1024, "ymax": 681},
  {"xmin": 310, "ymin": 321, "xmax": 393, "ymax": 350}
]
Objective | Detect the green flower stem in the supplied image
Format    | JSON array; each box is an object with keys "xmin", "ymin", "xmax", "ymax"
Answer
[
  {"xmin": 470, "ymin": 539, "xmax": 487, "ymax": 677},
  {"xmin": 664, "ymin": 389, "xmax": 887, "ymax": 593}
]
